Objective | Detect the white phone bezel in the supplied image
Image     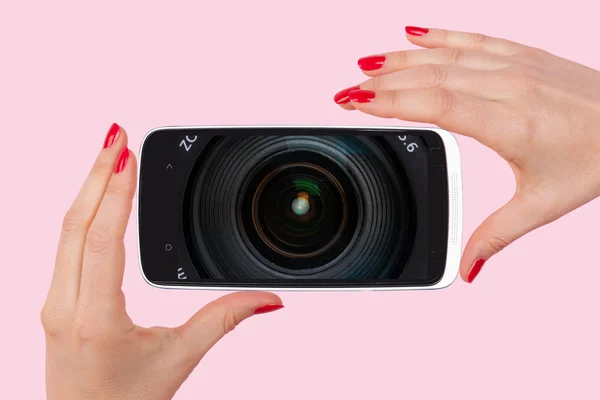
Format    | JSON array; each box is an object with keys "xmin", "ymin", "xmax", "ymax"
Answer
[{"xmin": 137, "ymin": 125, "xmax": 463, "ymax": 291}]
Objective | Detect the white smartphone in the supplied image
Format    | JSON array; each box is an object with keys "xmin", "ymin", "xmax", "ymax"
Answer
[{"xmin": 137, "ymin": 125, "xmax": 462, "ymax": 291}]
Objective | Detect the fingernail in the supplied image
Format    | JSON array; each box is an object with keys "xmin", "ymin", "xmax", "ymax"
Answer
[
  {"xmin": 253, "ymin": 304, "xmax": 284, "ymax": 315},
  {"xmin": 334, "ymin": 85, "xmax": 360, "ymax": 104},
  {"xmin": 348, "ymin": 89, "xmax": 375, "ymax": 103},
  {"xmin": 358, "ymin": 55, "xmax": 386, "ymax": 71},
  {"xmin": 468, "ymin": 259, "xmax": 486, "ymax": 283},
  {"xmin": 405, "ymin": 26, "xmax": 429, "ymax": 36},
  {"xmin": 115, "ymin": 147, "xmax": 129, "ymax": 173},
  {"xmin": 103, "ymin": 123, "xmax": 120, "ymax": 149}
]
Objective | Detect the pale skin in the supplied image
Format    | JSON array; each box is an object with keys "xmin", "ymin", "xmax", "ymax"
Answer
[
  {"xmin": 335, "ymin": 26, "xmax": 600, "ymax": 282},
  {"xmin": 42, "ymin": 27, "xmax": 600, "ymax": 399},
  {"xmin": 41, "ymin": 125, "xmax": 283, "ymax": 400}
]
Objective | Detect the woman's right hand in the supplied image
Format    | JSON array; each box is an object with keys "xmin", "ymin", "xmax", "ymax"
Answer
[{"xmin": 335, "ymin": 26, "xmax": 600, "ymax": 283}]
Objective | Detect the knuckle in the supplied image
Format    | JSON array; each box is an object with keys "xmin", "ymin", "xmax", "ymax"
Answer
[
  {"xmin": 72, "ymin": 306, "xmax": 106, "ymax": 343},
  {"xmin": 371, "ymin": 76, "xmax": 383, "ymax": 92},
  {"xmin": 61, "ymin": 212, "xmax": 87, "ymax": 238},
  {"xmin": 40, "ymin": 305, "xmax": 64, "ymax": 337},
  {"xmin": 420, "ymin": 64, "xmax": 448, "ymax": 87},
  {"xmin": 447, "ymin": 48, "xmax": 466, "ymax": 65},
  {"xmin": 442, "ymin": 29, "xmax": 451, "ymax": 42},
  {"xmin": 395, "ymin": 51, "xmax": 409, "ymax": 69},
  {"xmin": 104, "ymin": 179, "xmax": 131, "ymax": 198},
  {"xmin": 221, "ymin": 308, "xmax": 240, "ymax": 336},
  {"xmin": 470, "ymin": 33, "xmax": 489, "ymax": 48},
  {"xmin": 390, "ymin": 91, "xmax": 402, "ymax": 112},
  {"xmin": 487, "ymin": 235, "xmax": 512, "ymax": 254},
  {"xmin": 72, "ymin": 318, "xmax": 95, "ymax": 343},
  {"xmin": 90, "ymin": 156, "xmax": 114, "ymax": 177},
  {"xmin": 431, "ymin": 88, "xmax": 458, "ymax": 118},
  {"xmin": 85, "ymin": 224, "xmax": 116, "ymax": 255}
]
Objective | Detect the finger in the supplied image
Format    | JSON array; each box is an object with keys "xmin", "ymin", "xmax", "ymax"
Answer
[
  {"xmin": 460, "ymin": 193, "xmax": 545, "ymax": 283},
  {"xmin": 47, "ymin": 123, "xmax": 126, "ymax": 307},
  {"xmin": 334, "ymin": 84, "xmax": 361, "ymax": 106},
  {"xmin": 404, "ymin": 26, "xmax": 531, "ymax": 56},
  {"xmin": 345, "ymin": 88, "xmax": 509, "ymax": 149},
  {"xmin": 357, "ymin": 48, "xmax": 511, "ymax": 77},
  {"xmin": 361, "ymin": 65, "xmax": 508, "ymax": 100},
  {"xmin": 172, "ymin": 292, "xmax": 283, "ymax": 366},
  {"xmin": 79, "ymin": 147, "xmax": 137, "ymax": 312}
]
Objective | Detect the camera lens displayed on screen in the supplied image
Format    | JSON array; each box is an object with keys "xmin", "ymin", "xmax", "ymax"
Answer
[
  {"xmin": 190, "ymin": 135, "xmax": 410, "ymax": 281},
  {"xmin": 245, "ymin": 161, "xmax": 352, "ymax": 262},
  {"xmin": 138, "ymin": 126, "xmax": 462, "ymax": 290}
]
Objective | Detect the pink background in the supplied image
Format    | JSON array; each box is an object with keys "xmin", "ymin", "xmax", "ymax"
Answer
[{"xmin": 1, "ymin": 0, "xmax": 599, "ymax": 398}]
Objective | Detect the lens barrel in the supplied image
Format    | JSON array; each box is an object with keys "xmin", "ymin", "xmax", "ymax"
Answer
[{"xmin": 189, "ymin": 135, "xmax": 412, "ymax": 280}]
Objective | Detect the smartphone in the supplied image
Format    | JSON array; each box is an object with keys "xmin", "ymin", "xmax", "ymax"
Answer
[{"xmin": 137, "ymin": 125, "xmax": 462, "ymax": 291}]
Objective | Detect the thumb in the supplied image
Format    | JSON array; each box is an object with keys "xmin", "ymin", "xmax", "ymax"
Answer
[
  {"xmin": 172, "ymin": 291, "xmax": 283, "ymax": 365},
  {"xmin": 460, "ymin": 193, "xmax": 543, "ymax": 283}
]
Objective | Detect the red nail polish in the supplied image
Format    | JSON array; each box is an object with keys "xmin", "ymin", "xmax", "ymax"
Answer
[
  {"xmin": 358, "ymin": 55, "xmax": 386, "ymax": 71},
  {"xmin": 103, "ymin": 123, "xmax": 120, "ymax": 149},
  {"xmin": 348, "ymin": 89, "xmax": 375, "ymax": 103},
  {"xmin": 115, "ymin": 147, "xmax": 129, "ymax": 173},
  {"xmin": 254, "ymin": 304, "xmax": 284, "ymax": 315},
  {"xmin": 405, "ymin": 26, "xmax": 429, "ymax": 36},
  {"xmin": 468, "ymin": 259, "xmax": 486, "ymax": 283},
  {"xmin": 334, "ymin": 85, "xmax": 360, "ymax": 104}
]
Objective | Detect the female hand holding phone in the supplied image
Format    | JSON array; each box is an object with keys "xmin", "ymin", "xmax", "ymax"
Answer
[
  {"xmin": 335, "ymin": 26, "xmax": 600, "ymax": 282},
  {"xmin": 41, "ymin": 124, "xmax": 284, "ymax": 400}
]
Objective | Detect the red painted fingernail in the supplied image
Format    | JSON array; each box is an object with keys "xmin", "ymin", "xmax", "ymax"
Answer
[
  {"xmin": 405, "ymin": 26, "xmax": 429, "ymax": 36},
  {"xmin": 348, "ymin": 89, "xmax": 375, "ymax": 103},
  {"xmin": 103, "ymin": 123, "xmax": 120, "ymax": 149},
  {"xmin": 115, "ymin": 147, "xmax": 129, "ymax": 173},
  {"xmin": 358, "ymin": 55, "xmax": 386, "ymax": 71},
  {"xmin": 254, "ymin": 304, "xmax": 284, "ymax": 315},
  {"xmin": 468, "ymin": 259, "xmax": 486, "ymax": 283},
  {"xmin": 334, "ymin": 85, "xmax": 360, "ymax": 104}
]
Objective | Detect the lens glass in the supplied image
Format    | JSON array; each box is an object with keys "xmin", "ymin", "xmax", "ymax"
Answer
[
  {"xmin": 241, "ymin": 149, "xmax": 359, "ymax": 271},
  {"xmin": 254, "ymin": 163, "xmax": 346, "ymax": 258}
]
